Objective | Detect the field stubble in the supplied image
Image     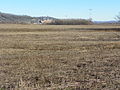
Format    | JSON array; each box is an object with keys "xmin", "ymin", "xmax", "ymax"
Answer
[{"xmin": 0, "ymin": 24, "xmax": 120, "ymax": 90}]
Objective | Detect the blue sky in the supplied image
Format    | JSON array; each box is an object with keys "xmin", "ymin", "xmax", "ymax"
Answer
[{"xmin": 0, "ymin": 0, "xmax": 120, "ymax": 21}]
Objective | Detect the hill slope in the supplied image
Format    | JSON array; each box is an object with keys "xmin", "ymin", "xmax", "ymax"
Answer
[{"xmin": 0, "ymin": 12, "xmax": 55, "ymax": 24}]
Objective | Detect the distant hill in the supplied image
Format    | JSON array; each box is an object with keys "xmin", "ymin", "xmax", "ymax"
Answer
[{"xmin": 0, "ymin": 12, "xmax": 56, "ymax": 24}]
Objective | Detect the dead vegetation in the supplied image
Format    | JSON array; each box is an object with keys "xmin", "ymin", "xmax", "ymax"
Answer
[{"xmin": 0, "ymin": 24, "xmax": 120, "ymax": 90}]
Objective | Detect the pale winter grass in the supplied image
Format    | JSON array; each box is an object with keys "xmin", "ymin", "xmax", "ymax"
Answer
[{"xmin": 0, "ymin": 24, "xmax": 120, "ymax": 90}]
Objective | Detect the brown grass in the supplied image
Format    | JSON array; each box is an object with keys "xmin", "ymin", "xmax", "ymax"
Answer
[{"xmin": 0, "ymin": 24, "xmax": 120, "ymax": 90}]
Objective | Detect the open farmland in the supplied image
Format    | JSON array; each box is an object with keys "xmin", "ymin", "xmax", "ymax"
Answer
[{"xmin": 0, "ymin": 24, "xmax": 120, "ymax": 90}]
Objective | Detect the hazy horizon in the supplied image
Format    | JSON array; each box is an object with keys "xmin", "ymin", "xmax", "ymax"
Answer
[{"xmin": 0, "ymin": 0, "xmax": 120, "ymax": 21}]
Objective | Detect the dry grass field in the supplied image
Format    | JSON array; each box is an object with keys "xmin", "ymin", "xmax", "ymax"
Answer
[{"xmin": 0, "ymin": 24, "xmax": 120, "ymax": 90}]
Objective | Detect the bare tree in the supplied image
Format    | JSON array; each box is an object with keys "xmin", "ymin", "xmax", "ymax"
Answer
[{"xmin": 115, "ymin": 12, "xmax": 120, "ymax": 22}]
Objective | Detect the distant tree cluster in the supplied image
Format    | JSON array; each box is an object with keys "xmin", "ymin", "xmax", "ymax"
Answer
[
  {"xmin": 46, "ymin": 19, "xmax": 93, "ymax": 25},
  {"xmin": 0, "ymin": 12, "xmax": 93, "ymax": 25}
]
